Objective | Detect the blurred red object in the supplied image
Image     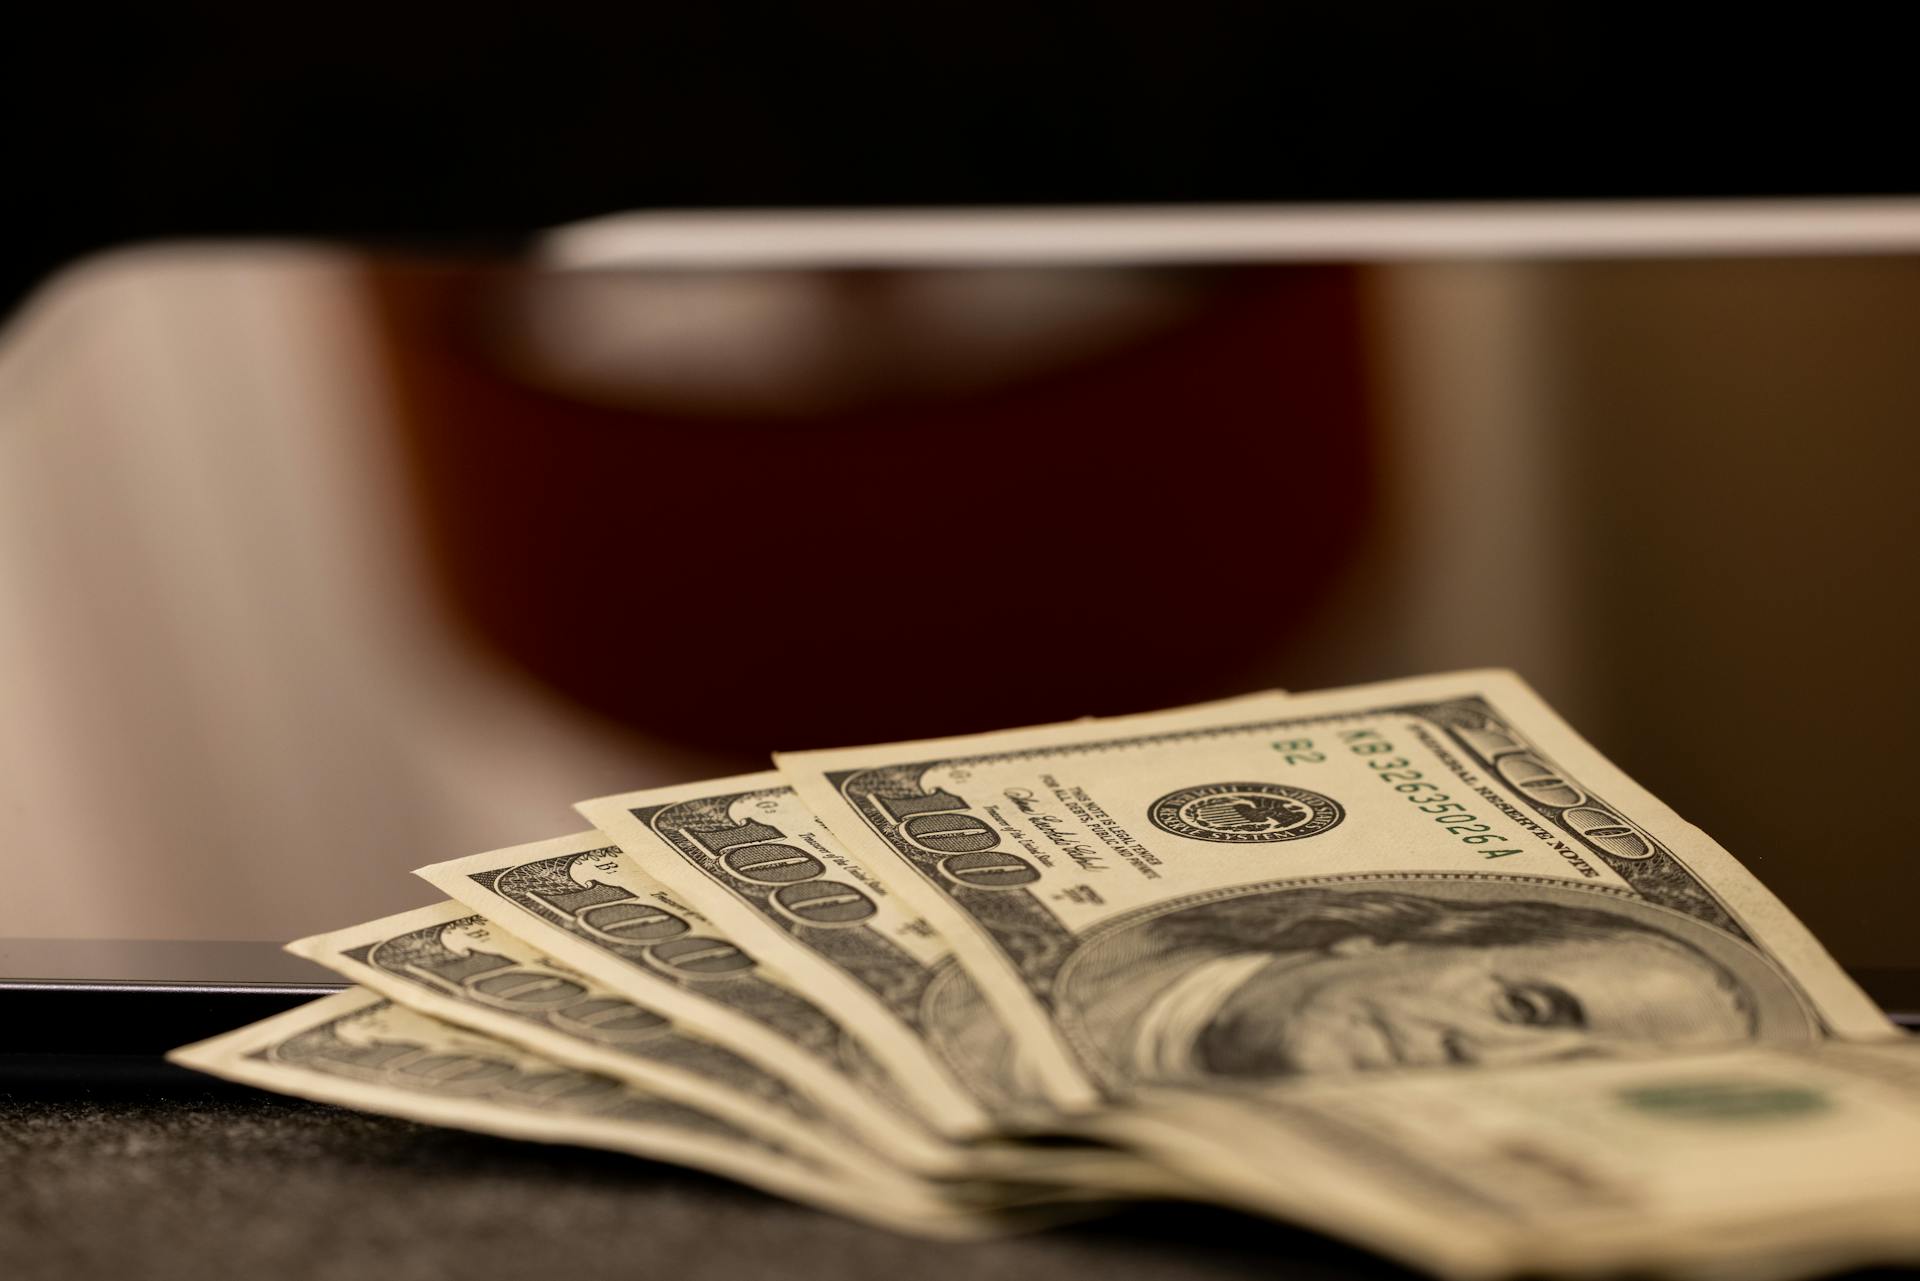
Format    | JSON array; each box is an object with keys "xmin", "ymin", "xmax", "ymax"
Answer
[{"xmin": 365, "ymin": 260, "xmax": 1373, "ymax": 749}]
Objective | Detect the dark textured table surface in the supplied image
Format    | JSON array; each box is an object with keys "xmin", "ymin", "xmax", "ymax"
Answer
[
  {"xmin": 0, "ymin": 1081, "xmax": 1420, "ymax": 1281},
  {"xmin": 5, "ymin": 1083, "xmax": 1918, "ymax": 1281}
]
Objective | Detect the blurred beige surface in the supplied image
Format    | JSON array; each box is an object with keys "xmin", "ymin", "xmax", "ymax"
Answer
[
  {"xmin": 0, "ymin": 248, "xmax": 712, "ymax": 943},
  {"xmin": 0, "ymin": 245, "xmax": 1913, "ymax": 964}
]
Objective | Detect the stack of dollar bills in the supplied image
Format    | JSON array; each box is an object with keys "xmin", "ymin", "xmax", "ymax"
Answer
[{"xmin": 173, "ymin": 671, "xmax": 1920, "ymax": 1279}]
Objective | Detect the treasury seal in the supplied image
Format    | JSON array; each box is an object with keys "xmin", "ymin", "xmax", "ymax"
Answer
[{"xmin": 1148, "ymin": 782, "xmax": 1344, "ymax": 844}]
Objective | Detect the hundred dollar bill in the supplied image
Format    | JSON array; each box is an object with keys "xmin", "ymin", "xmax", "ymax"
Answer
[
  {"xmin": 569, "ymin": 701, "xmax": 1297, "ymax": 1132},
  {"xmin": 779, "ymin": 671, "xmax": 1895, "ymax": 1112},
  {"xmin": 288, "ymin": 901, "xmax": 890, "ymax": 1179},
  {"xmin": 414, "ymin": 832, "xmax": 1182, "ymax": 1195},
  {"xmin": 1094, "ymin": 1041, "xmax": 1920, "ymax": 1281},
  {"xmin": 167, "ymin": 988, "xmax": 1010, "ymax": 1237},
  {"xmin": 415, "ymin": 831, "xmax": 959, "ymax": 1173},
  {"xmin": 578, "ymin": 773, "xmax": 1045, "ymax": 1134}
]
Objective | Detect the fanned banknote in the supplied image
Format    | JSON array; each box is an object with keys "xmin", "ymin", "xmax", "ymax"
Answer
[
  {"xmin": 413, "ymin": 831, "xmax": 1183, "ymax": 1194},
  {"xmin": 577, "ymin": 772, "xmax": 1055, "ymax": 1132},
  {"xmin": 570, "ymin": 693, "xmax": 1303, "ymax": 1131},
  {"xmin": 166, "ymin": 989, "xmax": 1017, "ymax": 1237},
  {"xmin": 288, "ymin": 901, "xmax": 888, "ymax": 1179},
  {"xmin": 779, "ymin": 671, "xmax": 1895, "ymax": 1111},
  {"xmin": 414, "ymin": 831, "xmax": 961, "ymax": 1171},
  {"xmin": 164, "ymin": 671, "xmax": 1920, "ymax": 1279}
]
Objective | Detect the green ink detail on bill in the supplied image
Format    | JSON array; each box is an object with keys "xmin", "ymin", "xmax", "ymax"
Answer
[{"xmin": 1618, "ymin": 1079, "xmax": 1830, "ymax": 1122}]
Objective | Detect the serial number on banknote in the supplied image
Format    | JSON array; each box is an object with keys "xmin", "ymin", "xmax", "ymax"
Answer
[{"xmin": 1272, "ymin": 732, "xmax": 1523, "ymax": 859}]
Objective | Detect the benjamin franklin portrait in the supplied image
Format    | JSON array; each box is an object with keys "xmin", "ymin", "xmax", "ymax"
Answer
[{"xmin": 923, "ymin": 875, "xmax": 1818, "ymax": 1096}]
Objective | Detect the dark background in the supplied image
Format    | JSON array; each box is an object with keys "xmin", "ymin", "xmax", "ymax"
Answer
[{"xmin": 6, "ymin": 4, "xmax": 1914, "ymax": 312}]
